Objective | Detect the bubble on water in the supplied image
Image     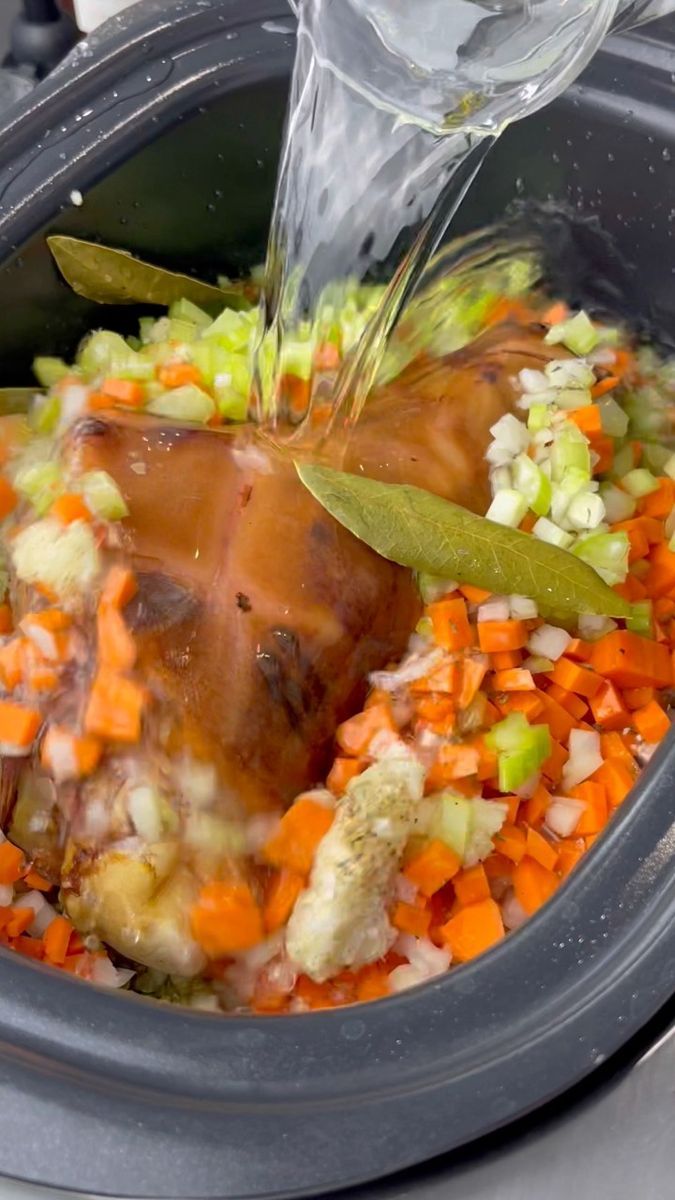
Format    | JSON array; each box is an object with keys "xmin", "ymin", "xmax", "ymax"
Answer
[{"xmin": 607, "ymin": 152, "xmax": 614, "ymax": 162}]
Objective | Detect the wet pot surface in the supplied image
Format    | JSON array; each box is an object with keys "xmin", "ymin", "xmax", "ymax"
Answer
[{"xmin": 0, "ymin": 3, "xmax": 673, "ymax": 1197}]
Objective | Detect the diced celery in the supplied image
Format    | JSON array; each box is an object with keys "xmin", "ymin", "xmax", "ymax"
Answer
[
  {"xmin": 32, "ymin": 356, "xmax": 69, "ymax": 388},
  {"xmin": 512, "ymin": 454, "xmax": 551, "ymax": 517},
  {"xmin": 418, "ymin": 573, "xmax": 458, "ymax": 603},
  {"xmin": 641, "ymin": 442, "xmax": 671, "ymax": 474},
  {"xmin": 14, "ymin": 461, "xmax": 62, "ymax": 515},
  {"xmin": 485, "ymin": 711, "xmax": 530, "ymax": 753},
  {"xmin": 147, "ymin": 385, "xmax": 215, "ymax": 424},
  {"xmin": 572, "ymin": 530, "xmax": 629, "ymax": 584},
  {"xmin": 138, "ymin": 317, "xmax": 156, "ymax": 345},
  {"xmin": 545, "ymin": 359, "xmax": 596, "ymax": 391},
  {"xmin": 621, "ymin": 468, "xmax": 659, "ymax": 498},
  {"xmin": 169, "ymin": 298, "xmax": 212, "ymax": 329},
  {"xmin": 598, "ymin": 396, "xmax": 629, "ymax": 439},
  {"xmin": 611, "ymin": 442, "xmax": 635, "ymax": 479},
  {"xmin": 429, "ymin": 793, "xmax": 472, "ymax": 859},
  {"xmin": 545, "ymin": 310, "xmax": 599, "ymax": 356},
  {"xmin": 77, "ymin": 331, "xmax": 155, "ymax": 382},
  {"xmin": 527, "ymin": 404, "xmax": 551, "ymax": 432},
  {"xmin": 280, "ymin": 339, "xmax": 315, "ymax": 381},
  {"xmin": 554, "ymin": 387, "xmax": 592, "ymax": 410},
  {"xmin": 216, "ymin": 391, "xmax": 248, "ymax": 422},
  {"xmin": 166, "ymin": 318, "xmax": 198, "ymax": 344},
  {"xmin": 189, "ymin": 341, "xmax": 216, "ymax": 386},
  {"xmin": 29, "ymin": 394, "xmax": 61, "ymax": 436},
  {"xmin": 551, "ymin": 425, "xmax": 591, "ymax": 481},
  {"xmin": 626, "ymin": 600, "xmax": 653, "ymax": 637},
  {"xmin": 599, "ymin": 482, "xmax": 636, "ymax": 523},
  {"xmin": 485, "ymin": 488, "xmax": 528, "ymax": 528},
  {"xmin": 415, "ymin": 615, "xmax": 433, "ymax": 639},
  {"xmin": 202, "ymin": 307, "xmax": 253, "ymax": 350},
  {"xmin": 80, "ymin": 470, "xmax": 129, "ymax": 521},
  {"xmin": 465, "ymin": 798, "xmax": 508, "ymax": 866},
  {"xmin": 532, "ymin": 516, "xmax": 574, "ymax": 549}
]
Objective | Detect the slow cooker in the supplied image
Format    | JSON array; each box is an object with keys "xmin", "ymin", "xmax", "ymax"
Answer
[{"xmin": 0, "ymin": 3, "xmax": 672, "ymax": 1196}]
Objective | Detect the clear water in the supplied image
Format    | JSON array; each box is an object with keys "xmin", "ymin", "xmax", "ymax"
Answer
[{"xmin": 252, "ymin": 0, "xmax": 666, "ymax": 436}]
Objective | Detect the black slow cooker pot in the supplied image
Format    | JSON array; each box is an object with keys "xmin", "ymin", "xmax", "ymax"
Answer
[{"xmin": 0, "ymin": 3, "xmax": 673, "ymax": 1197}]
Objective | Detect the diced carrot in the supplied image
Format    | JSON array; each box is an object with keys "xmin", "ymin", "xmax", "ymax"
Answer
[
  {"xmin": 87, "ymin": 392, "xmax": 114, "ymax": 412},
  {"xmin": 654, "ymin": 597, "xmax": 675, "ymax": 622},
  {"xmin": 524, "ymin": 782, "xmax": 551, "ymax": 827},
  {"xmin": 589, "ymin": 630, "xmax": 672, "ymax": 688},
  {"xmin": 191, "ymin": 881, "xmax": 264, "ymax": 957},
  {"xmin": 459, "ymin": 585, "xmax": 492, "ymax": 604},
  {"xmin": 541, "ymin": 738, "xmax": 569, "ymax": 786},
  {"xmin": 548, "ymin": 656, "xmax": 602, "ymax": 698},
  {"xmin": 513, "ymin": 857, "xmax": 559, "ymax": 915},
  {"xmin": 546, "ymin": 683, "xmax": 588, "ymax": 721},
  {"xmin": 599, "ymin": 732, "xmax": 636, "ymax": 771},
  {"xmin": 392, "ymin": 901, "xmax": 431, "ymax": 938},
  {"xmin": 493, "ymin": 667, "xmax": 535, "ymax": 692},
  {"xmin": 23, "ymin": 869, "xmax": 52, "ymax": 892},
  {"xmin": 612, "ymin": 518, "xmax": 650, "ymax": 564},
  {"xmin": 49, "ymin": 493, "xmax": 92, "ymax": 526},
  {"xmin": 565, "ymin": 638, "xmax": 593, "ymax": 662},
  {"xmin": 439, "ymin": 897, "xmax": 504, "ymax": 962},
  {"xmin": 482, "ymin": 852, "xmax": 515, "ymax": 882},
  {"xmin": 0, "ymin": 475, "xmax": 17, "ymax": 520},
  {"xmin": 326, "ymin": 757, "xmax": 365, "ymax": 795},
  {"xmin": 477, "ymin": 620, "xmax": 527, "ymax": 653},
  {"xmin": 355, "ymin": 963, "xmax": 390, "ymax": 1002},
  {"xmin": 640, "ymin": 476, "xmax": 675, "ymax": 519},
  {"xmin": 294, "ymin": 975, "xmax": 339, "ymax": 1011},
  {"xmin": 0, "ymin": 638, "xmax": 25, "ymax": 690},
  {"xmin": 497, "ymin": 691, "xmax": 545, "ymax": 720},
  {"xmin": 491, "ymin": 649, "xmax": 522, "ymax": 670},
  {"xmin": 636, "ymin": 516, "xmax": 665, "ymax": 546},
  {"xmin": 557, "ymin": 839, "xmax": 585, "ymax": 878},
  {"xmin": 428, "ymin": 598, "xmax": 473, "ymax": 651},
  {"xmin": 336, "ymin": 702, "xmax": 395, "ymax": 757},
  {"xmin": 541, "ymin": 300, "xmax": 570, "ymax": 325},
  {"xmin": 40, "ymin": 726, "xmax": 102, "ymax": 781},
  {"xmin": 415, "ymin": 695, "xmax": 456, "ymax": 735},
  {"xmin": 411, "ymin": 660, "xmax": 459, "ymax": 695},
  {"xmin": 623, "ymin": 686, "xmax": 655, "ymax": 711},
  {"xmin": 432, "ymin": 742, "xmax": 480, "ymax": 780},
  {"xmin": 494, "ymin": 822, "xmax": 527, "ymax": 864},
  {"xmin": 535, "ymin": 690, "xmax": 575, "ymax": 743},
  {"xmin": 0, "ymin": 841, "xmax": 23, "ymax": 885},
  {"xmin": 571, "ymin": 781, "xmax": 608, "ymax": 835},
  {"xmin": 263, "ymin": 869, "xmax": 305, "ymax": 933},
  {"xmin": 101, "ymin": 565, "xmax": 137, "ymax": 609},
  {"xmin": 12, "ymin": 934, "xmax": 44, "ymax": 959},
  {"xmin": 589, "ymin": 433, "xmax": 614, "ymax": 474},
  {"xmin": 96, "ymin": 603, "xmax": 136, "ymax": 672},
  {"xmin": 501, "ymin": 794, "xmax": 520, "ymax": 823},
  {"xmin": 251, "ymin": 982, "xmax": 289, "ymax": 1015},
  {"xmin": 157, "ymin": 362, "xmax": 203, "ymax": 389},
  {"xmin": 404, "ymin": 839, "xmax": 461, "ymax": 897},
  {"xmin": 614, "ymin": 573, "xmax": 648, "ymax": 603},
  {"xmin": 84, "ymin": 669, "xmax": 145, "ymax": 744},
  {"xmin": 519, "ymin": 513, "xmax": 537, "ymax": 534},
  {"xmin": 43, "ymin": 915, "xmax": 73, "ymax": 965},
  {"xmin": 457, "ymin": 657, "xmax": 488, "ymax": 708},
  {"xmin": 262, "ymin": 798, "xmax": 333, "ymax": 876},
  {"xmin": 590, "ymin": 375, "xmax": 620, "ymax": 400},
  {"xmin": 568, "ymin": 404, "xmax": 602, "ymax": 435},
  {"xmin": 0, "ymin": 604, "xmax": 12, "ymax": 635},
  {"xmin": 101, "ymin": 378, "xmax": 145, "ymax": 408},
  {"xmin": 6, "ymin": 907, "xmax": 33, "ymax": 938},
  {"xmin": 589, "ymin": 681, "xmax": 630, "ymax": 731},
  {"xmin": 644, "ymin": 542, "xmax": 675, "ymax": 598},
  {"xmin": 453, "ymin": 863, "xmax": 490, "ymax": 906},
  {"xmin": 632, "ymin": 699, "xmax": 671, "ymax": 743},
  {"xmin": 0, "ymin": 699, "xmax": 41, "ymax": 750},
  {"xmin": 525, "ymin": 826, "xmax": 558, "ymax": 871},
  {"xmin": 313, "ymin": 341, "xmax": 341, "ymax": 372}
]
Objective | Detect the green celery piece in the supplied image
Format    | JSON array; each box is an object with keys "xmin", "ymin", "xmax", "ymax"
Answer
[
  {"xmin": 33, "ymin": 356, "xmax": 69, "ymax": 388},
  {"xmin": 296, "ymin": 464, "xmax": 632, "ymax": 624},
  {"xmin": 169, "ymin": 298, "xmax": 212, "ymax": 328}
]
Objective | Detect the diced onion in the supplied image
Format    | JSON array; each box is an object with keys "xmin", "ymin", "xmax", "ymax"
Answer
[
  {"xmin": 388, "ymin": 963, "xmax": 429, "ymax": 993},
  {"xmin": 395, "ymin": 933, "xmax": 451, "ymax": 977},
  {"xmin": 562, "ymin": 729, "xmax": 603, "ymax": 791},
  {"xmin": 370, "ymin": 647, "xmax": 443, "ymax": 692},
  {"xmin": 477, "ymin": 597, "xmax": 510, "ymax": 623},
  {"xmin": 502, "ymin": 891, "xmax": 528, "ymax": 930},
  {"xmin": 485, "ymin": 489, "xmax": 528, "ymax": 528},
  {"xmin": 545, "ymin": 797, "xmax": 585, "ymax": 838},
  {"xmin": 510, "ymin": 595, "xmax": 538, "ymax": 620},
  {"xmin": 527, "ymin": 624, "xmax": 571, "ymax": 661},
  {"xmin": 532, "ymin": 516, "xmax": 574, "ymax": 549},
  {"xmin": 566, "ymin": 491, "xmax": 606, "ymax": 531},
  {"xmin": 489, "ymin": 413, "xmax": 530, "ymax": 456},
  {"xmin": 578, "ymin": 613, "xmax": 618, "ymax": 640},
  {"xmin": 519, "ymin": 368, "xmax": 550, "ymax": 394}
]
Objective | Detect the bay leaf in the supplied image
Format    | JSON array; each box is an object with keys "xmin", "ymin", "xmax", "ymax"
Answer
[
  {"xmin": 47, "ymin": 236, "xmax": 250, "ymax": 310},
  {"xmin": 297, "ymin": 464, "xmax": 631, "ymax": 623},
  {"xmin": 0, "ymin": 388, "xmax": 38, "ymax": 414}
]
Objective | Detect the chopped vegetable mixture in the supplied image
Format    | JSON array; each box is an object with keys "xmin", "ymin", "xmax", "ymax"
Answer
[{"xmin": 0, "ymin": 245, "xmax": 672, "ymax": 1011}]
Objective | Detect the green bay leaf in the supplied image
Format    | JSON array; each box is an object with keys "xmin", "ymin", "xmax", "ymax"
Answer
[
  {"xmin": 47, "ymin": 236, "xmax": 250, "ymax": 310},
  {"xmin": 297, "ymin": 463, "xmax": 631, "ymax": 624}
]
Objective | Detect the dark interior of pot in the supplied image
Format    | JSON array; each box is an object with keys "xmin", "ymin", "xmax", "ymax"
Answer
[{"xmin": 0, "ymin": 9, "xmax": 673, "ymax": 1199}]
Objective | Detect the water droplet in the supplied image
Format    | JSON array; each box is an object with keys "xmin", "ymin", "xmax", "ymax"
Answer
[
  {"xmin": 648, "ymin": 165, "xmax": 656, "ymax": 174},
  {"xmin": 663, "ymin": 148, "xmax": 671, "ymax": 162},
  {"xmin": 607, "ymin": 152, "xmax": 614, "ymax": 162}
]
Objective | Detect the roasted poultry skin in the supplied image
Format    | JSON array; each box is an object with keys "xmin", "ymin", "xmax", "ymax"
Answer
[{"xmin": 6, "ymin": 322, "xmax": 564, "ymax": 973}]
